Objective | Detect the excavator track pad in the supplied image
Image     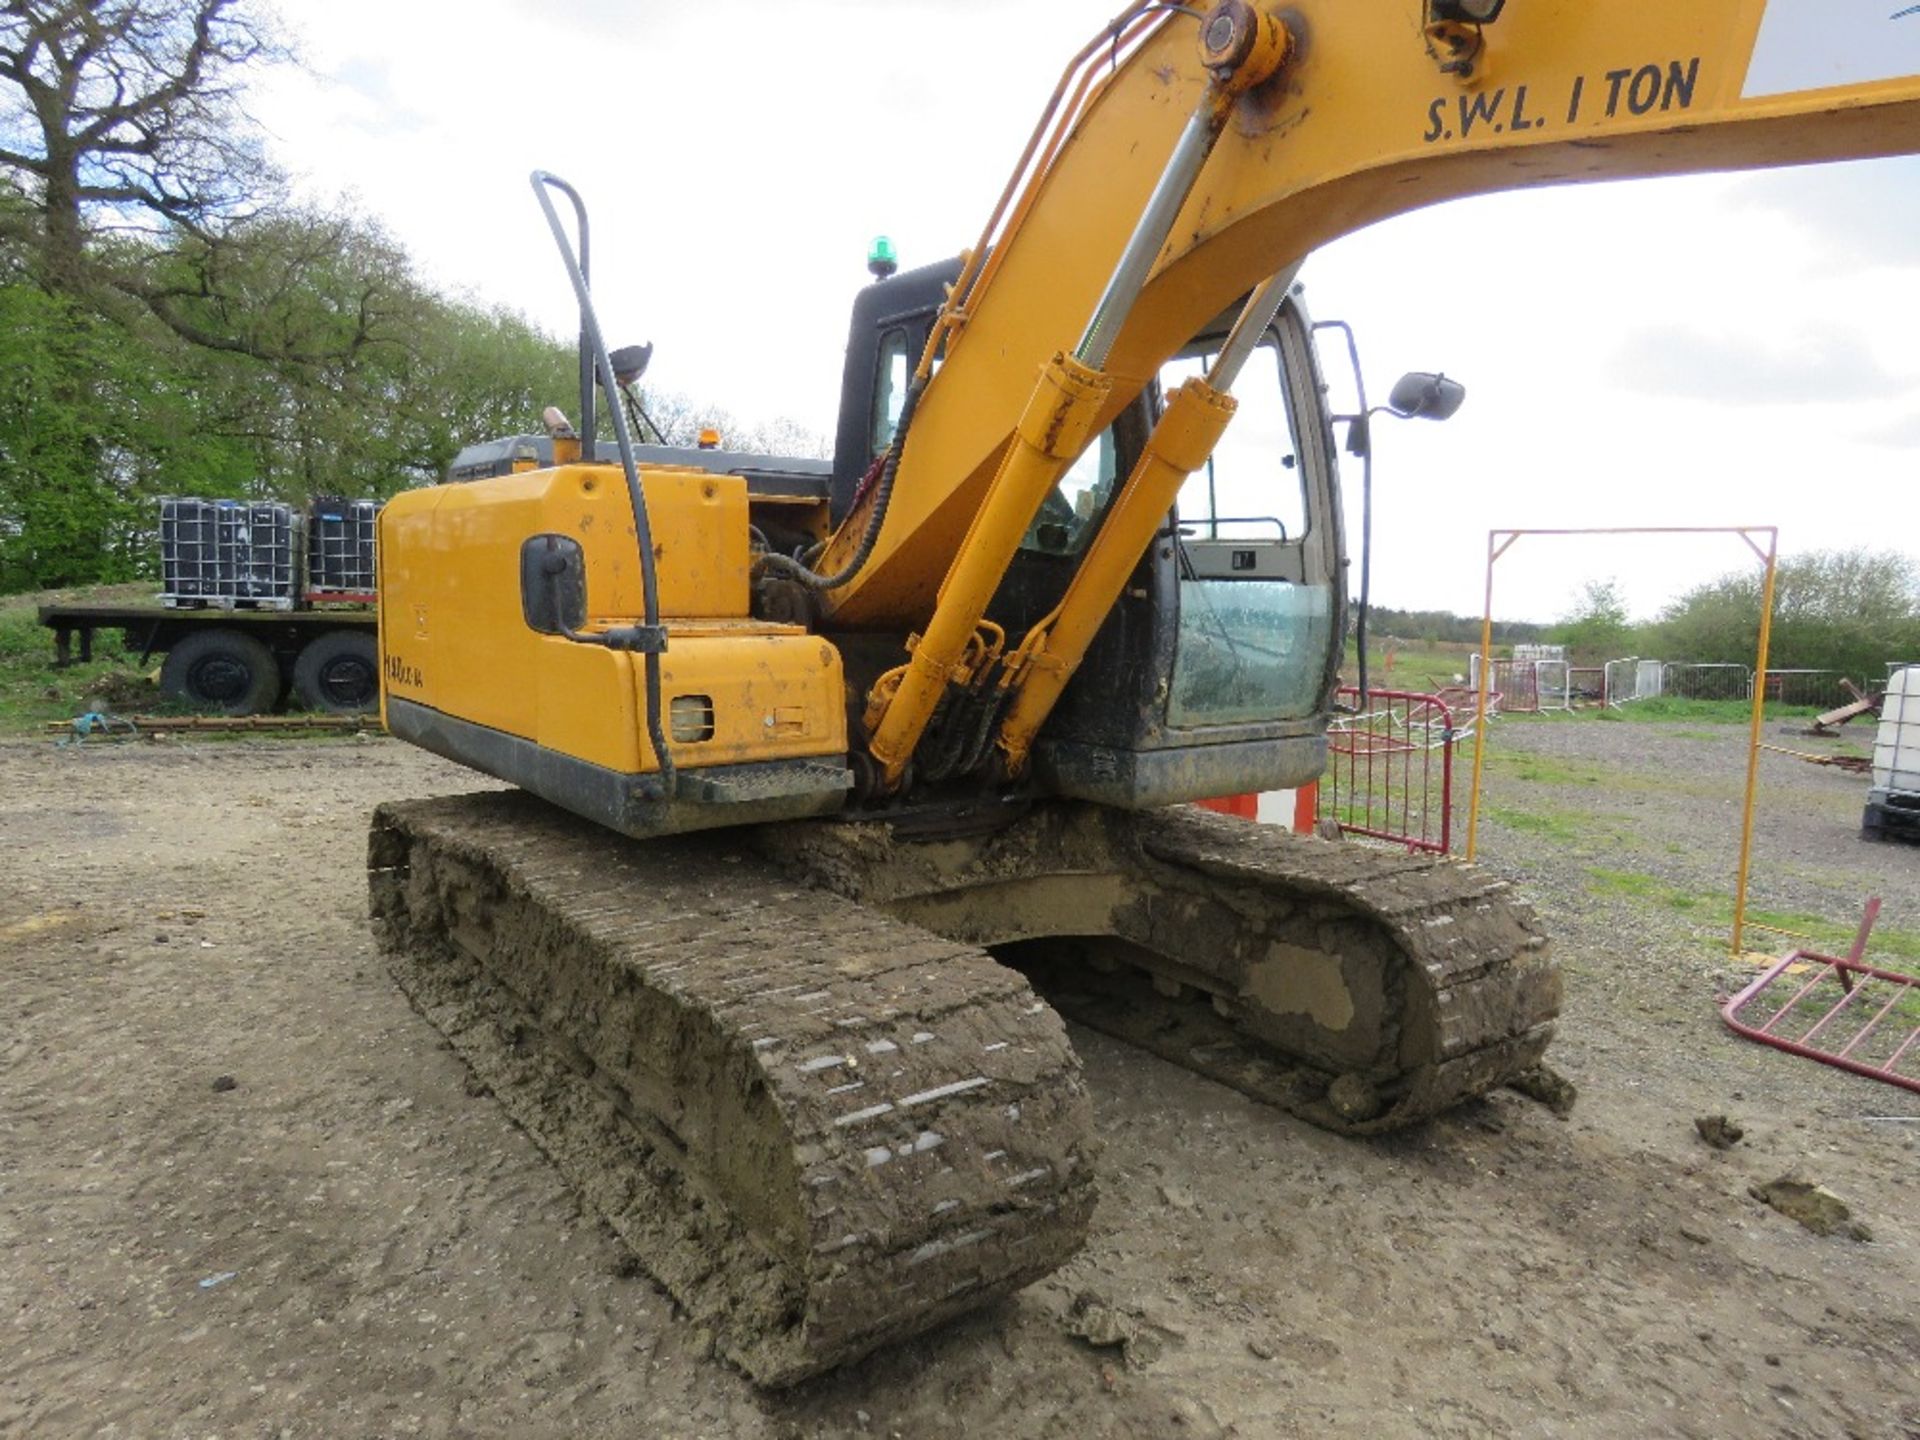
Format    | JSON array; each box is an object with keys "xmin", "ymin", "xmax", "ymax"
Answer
[
  {"xmin": 369, "ymin": 791, "xmax": 1557, "ymax": 1383},
  {"xmin": 755, "ymin": 802, "xmax": 1559, "ymax": 1135},
  {"xmin": 369, "ymin": 792, "xmax": 1096, "ymax": 1387}
]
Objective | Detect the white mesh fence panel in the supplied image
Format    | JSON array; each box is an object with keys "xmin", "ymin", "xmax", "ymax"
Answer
[{"xmin": 1634, "ymin": 659, "xmax": 1665, "ymax": 702}]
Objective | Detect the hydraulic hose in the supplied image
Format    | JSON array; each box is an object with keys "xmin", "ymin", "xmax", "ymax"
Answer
[
  {"xmin": 754, "ymin": 377, "xmax": 925, "ymax": 592},
  {"xmin": 530, "ymin": 170, "xmax": 676, "ymax": 799}
]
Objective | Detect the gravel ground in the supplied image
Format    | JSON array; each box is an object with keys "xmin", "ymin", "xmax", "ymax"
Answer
[
  {"xmin": 1476, "ymin": 714, "xmax": 1909, "ymax": 929},
  {"xmin": 2, "ymin": 726, "xmax": 1916, "ymax": 1439},
  {"xmin": 1473, "ymin": 716, "xmax": 1920, "ymax": 1097},
  {"xmin": 1471, "ymin": 716, "xmax": 1920, "ymax": 1289}
]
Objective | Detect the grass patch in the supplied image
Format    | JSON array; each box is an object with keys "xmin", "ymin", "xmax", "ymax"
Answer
[
  {"xmin": 1327, "ymin": 799, "xmax": 1372, "ymax": 829},
  {"xmin": 0, "ymin": 593, "xmax": 160, "ymax": 735},
  {"xmin": 1472, "ymin": 734, "xmax": 1752, "ymax": 802},
  {"xmin": 1479, "ymin": 805, "xmax": 1645, "ymax": 852},
  {"xmin": 1760, "ymin": 975, "xmax": 1920, "ymax": 1043},
  {"xmin": 1481, "ymin": 749, "xmax": 1606, "ymax": 787},
  {"xmin": 1485, "ymin": 805, "xmax": 1583, "ymax": 843},
  {"xmin": 1347, "ymin": 643, "xmax": 1468, "ymax": 696},
  {"xmin": 1585, "ymin": 866, "xmax": 1676, "ymax": 903},
  {"xmin": 1605, "ymin": 697, "xmax": 1820, "ymax": 724},
  {"xmin": 1742, "ymin": 908, "xmax": 1920, "ymax": 966},
  {"xmin": 1581, "ymin": 865, "xmax": 1920, "ymax": 967}
]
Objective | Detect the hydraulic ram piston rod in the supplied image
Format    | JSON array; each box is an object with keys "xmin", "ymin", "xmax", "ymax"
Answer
[{"xmin": 996, "ymin": 270, "xmax": 1295, "ymax": 772}]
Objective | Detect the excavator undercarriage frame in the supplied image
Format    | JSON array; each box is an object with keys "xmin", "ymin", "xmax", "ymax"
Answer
[{"xmin": 371, "ymin": 790, "xmax": 1556, "ymax": 1384}]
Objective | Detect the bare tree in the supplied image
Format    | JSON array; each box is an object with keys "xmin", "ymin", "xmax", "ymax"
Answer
[
  {"xmin": 0, "ymin": 0, "xmax": 281, "ymax": 287},
  {"xmin": 635, "ymin": 385, "xmax": 832, "ymax": 458}
]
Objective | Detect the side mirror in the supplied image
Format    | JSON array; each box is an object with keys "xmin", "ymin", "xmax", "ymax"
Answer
[{"xmin": 1386, "ymin": 371, "xmax": 1466, "ymax": 421}]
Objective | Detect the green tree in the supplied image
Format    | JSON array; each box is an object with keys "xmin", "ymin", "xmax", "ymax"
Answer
[
  {"xmin": 0, "ymin": 193, "xmax": 599, "ymax": 587},
  {"xmin": 386, "ymin": 300, "xmax": 579, "ymax": 486},
  {"xmin": 1, "ymin": 2, "xmax": 815, "ymax": 591},
  {"xmin": 0, "ymin": 279, "xmax": 244, "ymax": 587},
  {"xmin": 146, "ymin": 209, "xmax": 430, "ymax": 495},
  {"xmin": 0, "ymin": 0, "xmax": 308, "ymax": 589},
  {"xmin": 1654, "ymin": 548, "xmax": 1920, "ymax": 680},
  {"xmin": 1366, "ymin": 605, "xmax": 1549, "ymax": 646},
  {"xmin": 1550, "ymin": 578, "xmax": 1634, "ymax": 661}
]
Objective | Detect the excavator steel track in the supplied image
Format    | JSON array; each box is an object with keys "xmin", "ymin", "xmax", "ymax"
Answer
[
  {"xmin": 754, "ymin": 802, "xmax": 1560, "ymax": 1135},
  {"xmin": 368, "ymin": 792, "xmax": 1096, "ymax": 1387},
  {"xmin": 370, "ymin": 792, "xmax": 1555, "ymax": 1384}
]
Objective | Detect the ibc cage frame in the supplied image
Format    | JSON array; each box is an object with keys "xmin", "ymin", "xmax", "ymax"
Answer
[
  {"xmin": 305, "ymin": 497, "xmax": 380, "ymax": 602},
  {"xmin": 158, "ymin": 496, "xmax": 381, "ymax": 610},
  {"xmin": 159, "ymin": 498, "xmax": 299, "ymax": 611}
]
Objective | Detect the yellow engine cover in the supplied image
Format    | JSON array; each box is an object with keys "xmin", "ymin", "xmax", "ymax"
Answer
[{"xmin": 377, "ymin": 463, "xmax": 848, "ymax": 785}]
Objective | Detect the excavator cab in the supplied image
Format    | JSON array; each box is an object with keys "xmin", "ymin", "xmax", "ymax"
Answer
[{"xmin": 828, "ymin": 259, "xmax": 1345, "ymax": 808}]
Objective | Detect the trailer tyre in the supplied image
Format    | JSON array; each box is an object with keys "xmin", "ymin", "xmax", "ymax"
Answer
[
  {"xmin": 292, "ymin": 630, "xmax": 379, "ymax": 714},
  {"xmin": 160, "ymin": 629, "xmax": 284, "ymax": 716}
]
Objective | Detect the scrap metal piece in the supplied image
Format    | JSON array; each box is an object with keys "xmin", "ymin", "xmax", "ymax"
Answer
[{"xmin": 1722, "ymin": 898, "xmax": 1920, "ymax": 1095}]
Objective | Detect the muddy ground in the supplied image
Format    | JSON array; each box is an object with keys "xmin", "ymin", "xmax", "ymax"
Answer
[{"xmin": 1, "ymin": 726, "xmax": 1916, "ymax": 1439}]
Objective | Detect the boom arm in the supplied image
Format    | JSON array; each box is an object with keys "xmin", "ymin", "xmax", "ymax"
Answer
[
  {"xmin": 827, "ymin": 1, "xmax": 1920, "ymax": 629},
  {"xmin": 816, "ymin": 0, "xmax": 1920, "ymax": 782}
]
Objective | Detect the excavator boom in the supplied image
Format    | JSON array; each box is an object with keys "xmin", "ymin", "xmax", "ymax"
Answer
[{"xmin": 823, "ymin": 0, "xmax": 1920, "ymax": 630}]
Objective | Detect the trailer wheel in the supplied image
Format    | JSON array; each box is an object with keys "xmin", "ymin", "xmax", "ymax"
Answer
[
  {"xmin": 160, "ymin": 629, "xmax": 284, "ymax": 715},
  {"xmin": 292, "ymin": 630, "xmax": 379, "ymax": 713}
]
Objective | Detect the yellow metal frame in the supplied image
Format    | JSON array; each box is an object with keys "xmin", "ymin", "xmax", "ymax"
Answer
[{"xmin": 1462, "ymin": 526, "xmax": 1778, "ymax": 956}]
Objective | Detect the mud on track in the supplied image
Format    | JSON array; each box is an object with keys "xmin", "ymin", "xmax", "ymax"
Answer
[
  {"xmin": 372, "ymin": 791, "xmax": 1095, "ymax": 1386},
  {"xmin": 1, "ymin": 734, "xmax": 1916, "ymax": 1438}
]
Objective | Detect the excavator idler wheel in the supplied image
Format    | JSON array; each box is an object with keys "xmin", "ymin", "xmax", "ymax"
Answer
[{"xmin": 368, "ymin": 791, "xmax": 1096, "ymax": 1387}]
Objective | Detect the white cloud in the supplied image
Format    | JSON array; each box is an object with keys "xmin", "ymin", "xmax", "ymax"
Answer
[
  {"xmin": 1611, "ymin": 324, "xmax": 1906, "ymax": 403},
  {"xmin": 1727, "ymin": 156, "xmax": 1920, "ymax": 266},
  {"xmin": 1863, "ymin": 405, "xmax": 1920, "ymax": 447}
]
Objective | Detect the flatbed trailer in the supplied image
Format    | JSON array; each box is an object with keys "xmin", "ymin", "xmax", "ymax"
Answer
[{"xmin": 38, "ymin": 601, "xmax": 379, "ymax": 716}]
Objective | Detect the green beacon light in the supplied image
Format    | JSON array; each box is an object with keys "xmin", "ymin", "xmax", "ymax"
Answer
[{"xmin": 867, "ymin": 235, "xmax": 898, "ymax": 282}]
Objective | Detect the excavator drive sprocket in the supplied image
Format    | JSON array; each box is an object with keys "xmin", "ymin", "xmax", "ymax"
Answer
[{"xmin": 368, "ymin": 792, "xmax": 1096, "ymax": 1387}]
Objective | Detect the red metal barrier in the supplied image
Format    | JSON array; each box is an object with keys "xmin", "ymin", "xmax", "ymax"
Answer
[
  {"xmin": 1481, "ymin": 660, "xmax": 1541, "ymax": 713},
  {"xmin": 1318, "ymin": 687, "xmax": 1457, "ymax": 854},
  {"xmin": 1194, "ymin": 793, "xmax": 1257, "ymax": 820},
  {"xmin": 1721, "ymin": 898, "xmax": 1920, "ymax": 1094},
  {"xmin": 1435, "ymin": 684, "xmax": 1500, "ymax": 719}
]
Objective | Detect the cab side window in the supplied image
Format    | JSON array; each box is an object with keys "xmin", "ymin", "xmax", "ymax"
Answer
[
  {"xmin": 1166, "ymin": 337, "xmax": 1307, "ymax": 542},
  {"xmin": 872, "ymin": 328, "xmax": 912, "ymax": 457}
]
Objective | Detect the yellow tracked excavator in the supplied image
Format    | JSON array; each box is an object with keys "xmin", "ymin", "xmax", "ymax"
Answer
[{"xmin": 368, "ymin": 0, "xmax": 1920, "ymax": 1384}]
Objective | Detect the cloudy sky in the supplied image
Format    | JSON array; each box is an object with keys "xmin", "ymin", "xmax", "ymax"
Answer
[{"xmin": 250, "ymin": 0, "xmax": 1920, "ymax": 624}]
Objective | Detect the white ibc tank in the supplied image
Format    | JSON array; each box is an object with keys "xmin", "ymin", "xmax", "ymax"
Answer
[{"xmin": 1872, "ymin": 666, "xmax": 1920, "ymax": 795}]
